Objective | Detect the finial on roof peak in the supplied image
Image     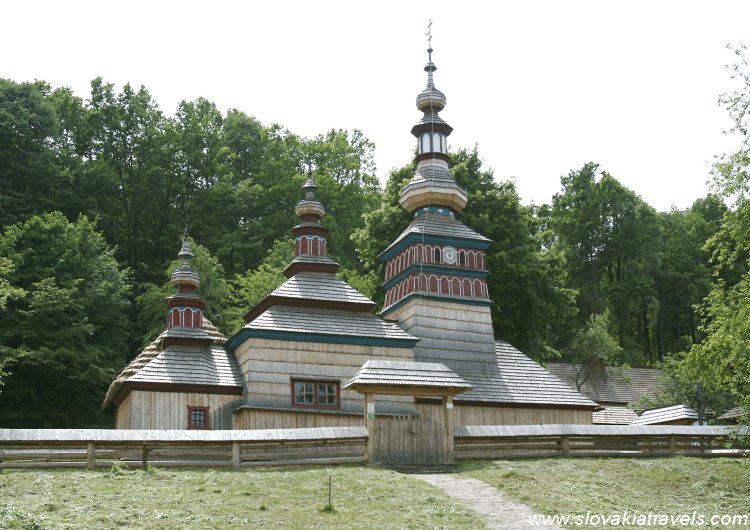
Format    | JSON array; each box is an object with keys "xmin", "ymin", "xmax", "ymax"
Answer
[{"xmin": 295, "ymin": 172, "xmax": 325, "ymax": 221}]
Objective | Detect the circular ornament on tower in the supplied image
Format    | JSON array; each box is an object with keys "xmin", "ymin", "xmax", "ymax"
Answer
[{"xmin": 442, "ymin": 246, "xmax": 457, "ymax": 265}]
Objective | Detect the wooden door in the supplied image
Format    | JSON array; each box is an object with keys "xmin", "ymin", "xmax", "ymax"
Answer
[{"xmin": 372, "ymin": 413, "xmax": 449, "ymax": 465}]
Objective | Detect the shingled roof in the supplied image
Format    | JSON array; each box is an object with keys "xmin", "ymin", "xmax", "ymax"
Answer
[
  {"xmin": 718, "ymin": 406, "xmax": 748, "ymax": 421},
  {"xmin": 381, "ymin": 214, "xmax": 491, "ymax": 259},
  {"xmin": 631, "ymin": 404, "xmax": 698, "ymax": 425},
  {"xmin": 344, "ymin": 360, "xmax": 472, "ymax": 393},
  {"xmin": 239, "ymin": 306, "xmax": 418, "ymax": 345},
  {"xmin": 546, "ymin": 363, "xmax": 664, "ymax": 404},
  {"xmin": 243, "ymin": 271, "xmax": 377, "ymax": 323},
  {"xmin": 102, "ymin": 319, "xmax": 242, "ymax": 409},
  {"xmin": 453, "ymin": 341, "xmax": 600, "ymax": 410},
  {"xmin": 593, "ymin": 406, "xmax": 639, "ymax": 425}
]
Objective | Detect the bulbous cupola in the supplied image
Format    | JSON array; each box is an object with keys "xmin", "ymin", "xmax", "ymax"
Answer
[
  {"xmin": 283, "ymin": 174, "xmax": 340, "ymax": 278},
  {"xmin": 400, "ymin": 46, "xmax": 468, "ymax": 215},
  {"xmin": 166, "ymin": 235, "xmax": 207, "ymax": 331}
]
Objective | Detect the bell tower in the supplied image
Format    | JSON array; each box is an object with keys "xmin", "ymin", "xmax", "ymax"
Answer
[{"xmin": 379, "ymin": 38, "xmax": 497, "ymax": 374}]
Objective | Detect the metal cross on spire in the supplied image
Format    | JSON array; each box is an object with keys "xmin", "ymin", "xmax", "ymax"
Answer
[{"xmin": 426, "ymin": 19, "xmax": 433, "ymax": 60}]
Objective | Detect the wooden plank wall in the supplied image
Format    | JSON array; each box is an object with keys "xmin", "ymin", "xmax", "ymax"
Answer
[
  {"xmin": 233, "ymin": 407, "xmax": 365, "ymax": 430},
  {"xmin": 117, "ymin": 391, "xmax": 241, "ymax": 430},
  {"xmin": 440, "ymin": 404, "xmax": 593, "ymax": 426},
  {"xmin": 383, "ymin": 298, "xmax": 498, "ymax": 372},
  {"xmin": 234, "ymin": 338, "xmax": 417, "ymax": 420}
]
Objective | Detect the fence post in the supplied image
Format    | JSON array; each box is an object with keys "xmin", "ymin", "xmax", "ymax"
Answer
[
  {"xmin": 669, "ymin": 435, "xmax": 677, "ymax": 456},
  {"xmin": 364, "ymin": 393, "xmax": 375, "ymax": 464},
  {"xmin": 141, "ymin": 444, "xmax": 149, "ymax": 471},
  {"xmin": 561, "ymin": 436, "xmax": 570, "ymax": 455},
  {"xmin": 232, "ymin": 442, "xmax": 240, "ymax": 469},
  {"xmin": 444, "ymin": 396, "xmax": 455, "ymax": 463},
  {"xmin": 86, "ymin": 443, "xmax": 95, "ymax": 469}
]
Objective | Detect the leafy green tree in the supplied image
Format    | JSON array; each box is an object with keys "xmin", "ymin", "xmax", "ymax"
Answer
[
  {"xmin": 0, "ymin": 213, "xmax": 130, "ymax": 427},
  {"xmin": 563, "ymin": 311, "xmax": 625, "ymax": 393},
  {"xmin": 0, "ymin": 79, "xmax": 59, "ymax": 227},
  {"xmin": 82, "ymin": 78, "xmax": 174, "ymax": 283},
  {"xmin": 654, "ymin": 196, "xmax": 725, "ymax": 357},
  {"xmin": 551, "ymin": 163, "xmax": 661, "ymax": 364},
  {"xmin": 680, "ymin": 45, "xmax": 750, "ymax": 415}
]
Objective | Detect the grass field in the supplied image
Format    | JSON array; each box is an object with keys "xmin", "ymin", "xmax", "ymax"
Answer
[
  {"xmin": 460, "ymin": 457, "xmax": 750, "ymax": 529},
  {"xmin": 2, "ymin": 458, "xmax": 749, "ymax": 529},
  {"xmin": 0, "ymin": 464, "xmax": 483, "ymax": 530}
]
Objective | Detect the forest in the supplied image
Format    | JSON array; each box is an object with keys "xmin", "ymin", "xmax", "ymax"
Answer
[{"xmin": 1, "ymin": 47, "xmax": 749, "ymax": 427}]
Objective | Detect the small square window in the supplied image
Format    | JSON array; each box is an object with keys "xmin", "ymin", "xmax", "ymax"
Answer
[
  {"xmin": 187, "ymin": 406, "xmax": 210, "ymax": 430},
  {"xmin": 291, "ymin": 380, "xmax": 339, "ymax": 409},
  {"xmin": 295, "ymin": 382, "xmax": 314, "ymax": 405},
  {"xmin": 318, "ymin": 383, "xmax": 337, "ymax": 406}
]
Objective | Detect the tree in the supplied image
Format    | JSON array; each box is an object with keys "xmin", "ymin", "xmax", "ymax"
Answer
[
  {"xmin": 0, "ymin": 79, "xmax": 59, "ymax": 228},
  {"xmin": 551, "ymin": 163, "xmax": 661, "ymax": 364},
  {"xmin": 82, "ymin": 78, "xmax": 174, "ymax": 284},
  {"xmin": 563, "ymin": 311, "xmax": 625, "ymax": 393},
  {"xmin": 654, "ymin": 196, "xmax": 725, "ymax": 357},
  {"xmin": 0, "ymin": 213, "xmax": 130, "ymax": 427},
  {"xmin": 680, "ymin": 45, "xmax": 750, "ymax": 414}
]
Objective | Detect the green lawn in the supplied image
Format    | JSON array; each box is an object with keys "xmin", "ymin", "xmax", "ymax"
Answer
[
  {"xmin": 0, "ymin": 465, "xmax": 483, "ymax": 530},
  {"xmin": 460, "ymin": 457, "xmax": 750, "ymax": 529}
]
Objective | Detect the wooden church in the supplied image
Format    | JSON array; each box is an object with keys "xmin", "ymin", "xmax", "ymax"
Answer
[{"xmin": 103, "ymin": 45, "xmax": 598, "ymax": 431}]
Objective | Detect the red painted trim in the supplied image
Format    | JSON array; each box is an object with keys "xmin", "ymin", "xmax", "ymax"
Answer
[
  {"xmin": 290, "ymin": 379, "xmax": 341, "ymax": 410},
  {"xmin": 161, "ymin": 336, "xmax": 212, "ymax": 348},
  {"xmin": 166, "ymin": 297, "xmax": 208, "ymax": 309},
  {"xmin": 187, "ymin": 405, "xmax": 210, "ymax": 430},
  {"xmin": 282, "ymin": 261, "xmax": 339, "ymax": 278},
  {"xmin": 291, "ymin": 225, "xmax": 330, "ymax": 238}
]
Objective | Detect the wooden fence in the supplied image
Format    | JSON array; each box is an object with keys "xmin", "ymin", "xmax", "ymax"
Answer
[
  {"xmin": 454, "ymin": 424, "xmax": 750, "ymax": 460},
  {"xmin": 0, "ymin": 427, "xmax": 368, "ymax": 469},
  {"xmin": 1, "ymin": 425, "xmax": 748, "ymax": 469}
]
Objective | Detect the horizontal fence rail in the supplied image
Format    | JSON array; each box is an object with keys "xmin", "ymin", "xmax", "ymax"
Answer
[
  {"xmin": 454, "ymin": 424, "xmax": 750, "ymax": 460},
  {"xmin": 0, "ymin": 427, "xmax": 368, "ymax": 470},
  {"xmin": 2, "ymin": 425, "xmax": 748, "ymax": 469}
]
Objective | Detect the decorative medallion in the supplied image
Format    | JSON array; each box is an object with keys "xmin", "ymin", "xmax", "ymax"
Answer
[{"xmin": 442, "ymin": 246, "xmax": 457, "ymax": 265}]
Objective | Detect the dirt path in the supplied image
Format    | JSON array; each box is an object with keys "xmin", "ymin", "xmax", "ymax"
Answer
[{"xmin": 412, "ymin": 473, "xmax": 565, "ymax": 530}]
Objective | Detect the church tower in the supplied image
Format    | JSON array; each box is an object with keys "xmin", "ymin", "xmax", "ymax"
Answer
[
  {"xmin": 380, "ymin": 44, "xmax": 497, "ymax": 374},
  {"xmin": 163, "ymin": 235, "xmax": 211, "ymax": 348}
]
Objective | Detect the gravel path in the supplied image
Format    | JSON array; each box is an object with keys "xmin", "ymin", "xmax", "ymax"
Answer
[{"xmin": 412, "ymin": 473, "xmax": 565, "ymax": 530}]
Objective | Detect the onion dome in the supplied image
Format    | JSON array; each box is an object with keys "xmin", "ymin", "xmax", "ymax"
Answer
[
  {"xmin": 170, "ymin": 236, "xmax": 201, "ymax": 290},
  {"xmin": 164, "ymin": 234, "xmax": 208, "ymax": 343},
  {"xmin": 400, "ymin": 46, "xmax": 467, "ymax": 215},
  {"xmin": 284, "ymin": 174, "xmax": 339, "ymax": 278},
  {"xmin": 294, "ymin": 176, "xmax": 326, "ymax": 221},
  {"xmin": 415, "ymin": 54, "xmax": 447, "ymax": 112}
]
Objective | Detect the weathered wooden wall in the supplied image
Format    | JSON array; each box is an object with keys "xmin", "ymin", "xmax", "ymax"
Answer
[
  {"xmin": 233, "ymin": 338, "xmax": 416, "ymax": 429},
  {"xmin": 116, "ymin": 391, "xmax": 241, "ymax": 430},
  {"xmin": 417, "ymin": 403, "xmax": 592, "ymax": 426},
  {"xmin": 382, "ymin": 298, "xmax": 497, "ymax": 372},
  {"xmin": 233, "ymin": 407, "xmax": 365, "ymax": 429}
]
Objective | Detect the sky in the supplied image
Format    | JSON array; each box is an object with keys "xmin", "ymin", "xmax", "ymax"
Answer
[{"xmin": 3, "ymin": 1, "xmax": 749, "ymax": 211}]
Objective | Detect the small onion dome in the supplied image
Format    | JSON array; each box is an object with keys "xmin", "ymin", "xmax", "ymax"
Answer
[
  {"xmin": 294, "ymin": 176, "xmax": 325, "ymax": 220},
  {"xmin": 416, "ymin": 56, "xmax": 447, "ymax": 112},
  {"xmin": 170, "ymin": 238, "xmax": 201, "ymax": 290}
]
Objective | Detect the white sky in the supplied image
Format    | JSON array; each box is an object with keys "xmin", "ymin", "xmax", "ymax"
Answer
[{"xmin": 3, "ymin": 1, "xmax": 749, "ymax": 211}]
